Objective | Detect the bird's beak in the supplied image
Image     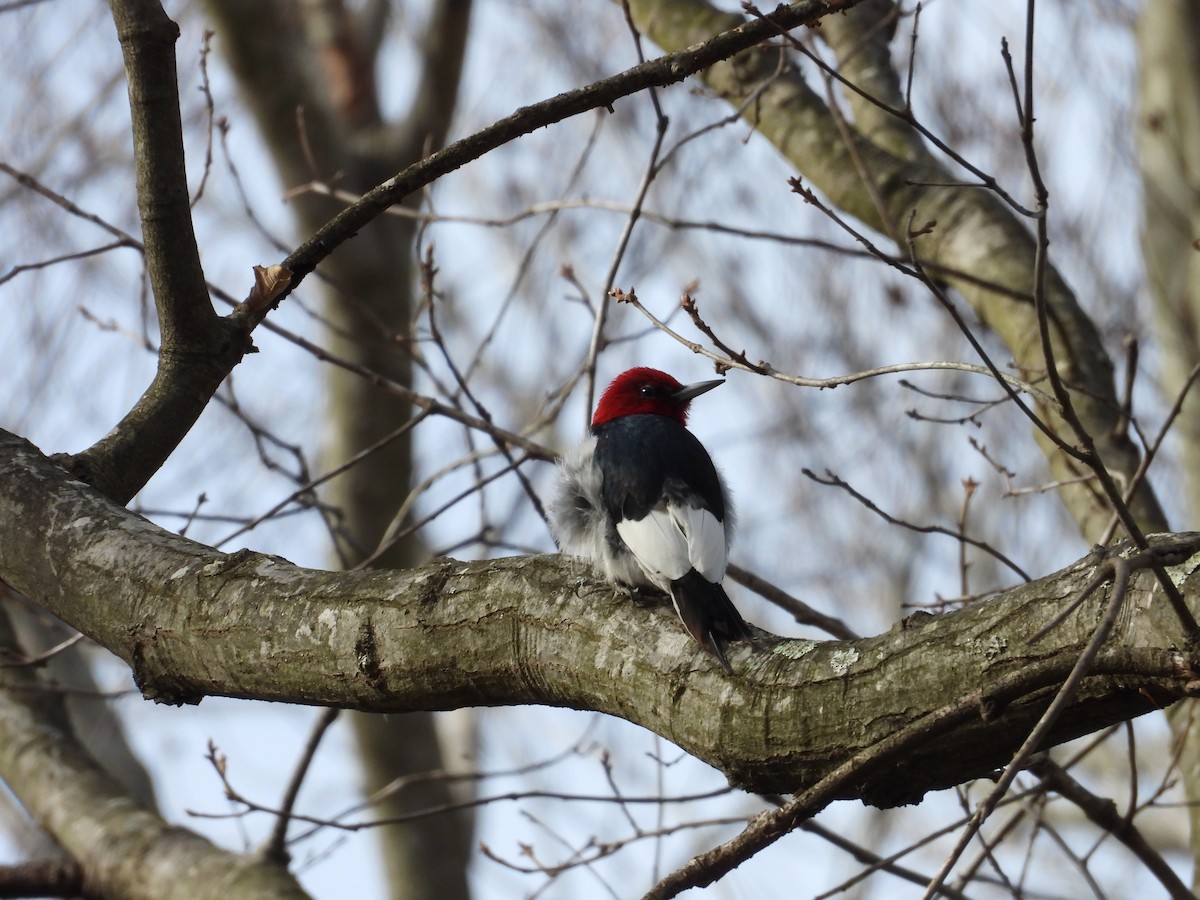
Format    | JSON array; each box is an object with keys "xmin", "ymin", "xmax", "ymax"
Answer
[{"xmin": 671, "ymin": 378, "xmax": 724, "ymax": 403}]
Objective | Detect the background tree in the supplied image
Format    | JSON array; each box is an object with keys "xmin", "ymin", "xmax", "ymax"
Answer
[
  {"xmin": 199, "ymin": 3, "xmax": 474, "ymax": 895},
  {"xmin": 2, "ymin": 0, "xmax": 1199, "ymax": 898},
  {"xmin": 1140, "ymin": 1, "xmax": 1200, "ymax": 878}
]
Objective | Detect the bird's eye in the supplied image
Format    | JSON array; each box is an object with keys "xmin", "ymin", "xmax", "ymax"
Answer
[{"xmin": 638, "ymin": 384, "xmax": 655, "ymax": 397}]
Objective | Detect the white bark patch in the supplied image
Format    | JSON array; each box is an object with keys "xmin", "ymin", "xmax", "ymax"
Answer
[
  {"xmin": 316, "ymin": 609, "xmax": 339, "ymax": 642},
  {"xmin": 168, "ymin": 566, "xmax": 191, "ymax": 581},
  {"xmin": 772, "ymin": 640, "xmax": 817, "ymax": 660},
  {"xmin": 1166, "ymin": 553, "xmax": 1200, "ymax": 586},
  {"xmin": 68, "ymin": 516, "xmax": 93, "ymax": 529},
  {"xmin": 829, "ymin": 647, "xmax": 860, "ymax": 675},
  {"xmin": 966, "ymin": 635, "xmax": 1008, "ymax": 661},
  {"xmin": 253, "ymin": 556, "xmax": 286, "ymax": 579}
]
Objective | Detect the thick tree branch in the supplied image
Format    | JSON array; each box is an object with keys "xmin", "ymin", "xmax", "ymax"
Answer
[
  {"xmin": 0, "ymin": 859, "xmax": 90, "ymax": 899},
  {"xmin": 0, "ymin": 600, "xmax": 306, "ymax": 900},
  {"xmin": 109, "ymin": 0, "xmax": 216, "ymax": 350},
  {"xmin": 4, "ymin": 429, "xmax": 1200, "ymax": 804}
]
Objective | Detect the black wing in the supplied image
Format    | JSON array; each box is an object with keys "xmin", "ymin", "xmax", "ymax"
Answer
[{"xmin": 593, "ymin": 414, "xmax": 726, "ymax": 524}]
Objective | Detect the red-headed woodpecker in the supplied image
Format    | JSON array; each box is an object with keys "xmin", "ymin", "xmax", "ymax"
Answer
[{"xmin": 550, "ymin": 367, "xmax": 752, "ymax": 670}]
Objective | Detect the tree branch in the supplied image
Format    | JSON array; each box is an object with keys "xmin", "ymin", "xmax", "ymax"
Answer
[
  {"xmin": 0, "ymin": 597, "xmax": 307, "ymax": 900},
  {"xmin": 4, "ymin": 429, "xmax": 1200, "ymax": 804},
  {"xmin": 0, "ymin": 859, "xmax": 91, "ymax": 900},
  {"xmin": 68, "ymin": 0, "xmax": 854, "ymax": 508},
  {"xmin": 1029, "ymin": 756, "xmax": 1195, "ymax": 900},
  {"xmin": 65, "ymin": 0, "xmax": 251, "ymax": 505}
]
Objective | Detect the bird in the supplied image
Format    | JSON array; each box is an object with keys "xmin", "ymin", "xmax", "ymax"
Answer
[{"xmin": 549, "ymin": 367, "xmax": 752, "ymax": 671}]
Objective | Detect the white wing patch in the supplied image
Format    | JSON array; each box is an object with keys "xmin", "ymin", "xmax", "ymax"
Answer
[
  {"xmin": 677, "ymin": 504, "xmax": 727, "ymax": 582},
  {"xmin": 616, "ymin": 503, "xmax": 727, "ymax": 587}
]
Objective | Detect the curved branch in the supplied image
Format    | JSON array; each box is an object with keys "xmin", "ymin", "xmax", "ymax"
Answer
[
  {"xmin": 109, "ymin": 0, "xmax": 215, "ymax": 349},
  {"xmin": 4, "ymin": 429, "xmax": 1199, "ymax": 803}
]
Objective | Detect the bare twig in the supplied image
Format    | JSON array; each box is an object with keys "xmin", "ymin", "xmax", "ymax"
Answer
[
  {"xmin": 726, "ymin": 564, "xmax": 859, "ymax": 640},
  {"xmin": 646, "ymin": 649, "xmax": 1121, "ymax": 898},
  {"xmin": 189, "ymin": 29, "xmax": 217, "ymax": 208},
  {"xmin": 744, "ymin": 1, "xmax": 1037, "ymax": 217},
  {"xmin": 0, "ymin": 631, "xmax": 85, "ymax": 668},
  {"xmin": 998, "ymin": 20, "xmax": 1199, "ymax": 642},
  {"xmin": 232, "ymin": 0, "xmax": 849, "ymax": 332},
  {"xmin": 1029, "ymin": 756, "xmax": 1194, "ymax": 900},
  {"xmin": 583, "ymin": 41, "xmax": 671, "ymax": 417},
  {"xmin": 616, "ymin": 287, "xmax": 1046, "ymax": 397},
  {"xmin": 263, "ymin": 708, "xmax": 340, "ymax": 864},
  {"xmin": 420, "ymin": 247, "xmax": 549, "ymax": 525},
  {"xmin": 804, "ymin": 819, "xmax": 977, "ymax": 900},
  {"xmin": 803, "ymin": 468, "xmax": 1031, "ymax": 581}
]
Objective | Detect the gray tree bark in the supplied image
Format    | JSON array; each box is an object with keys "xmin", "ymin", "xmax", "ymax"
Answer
[
  {"xmin": 0, "ymin": 580, "xmax": 305, "ymax": 900},
  {"xmin": 3, "ymin": 429, "xmax": 1199, "ymax": 806}
]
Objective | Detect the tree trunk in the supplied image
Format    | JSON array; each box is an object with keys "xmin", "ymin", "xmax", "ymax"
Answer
[
  {"xmin": 202, "ymin": 2, "xmax": 475, "ymax": 895},
  {"xmin": 1138, "ymin": 1, "xmax": 1200, "ymax": 888}
]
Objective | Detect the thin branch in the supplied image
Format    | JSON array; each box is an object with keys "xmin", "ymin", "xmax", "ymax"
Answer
[
  {"xmin": 0, "ymin": 631, "xmax": 85, "ymax": 669},
  {"xmin": 746, "ymin": 1, "xmax": 1037, "ymax": 217},
  {"xmin": 903, "ymin": 225, "xmax": 1080, "ymax": 464},
  {"xmin": 1029, "ymin": 756, "xmax": 1194, "ymax": 900},
  {"xmin": 920, "ymin": 553, "xmax": 1136, "ymax": 898},
  {"xmin": 583, "ymin": 30, "xmax": 671, "ymax": 418},
  {"xmin": 803, "ymin": 468, "xmax": 1031, "ymax": 581},
  {"xmin": 803, "ymin": 819, "xmax": 977, "ymax": 900},
  {"xmin": 263, "ymin": 708, "xmax": 340, "ymax": 864},
  {"xmin": 229, "ymin": 0, "xmax": 856, "ymax": 332},
  {"xmin": 999, "ymin": 23, "xmax": 1199, "ymax": 642},
  {"xmin": 615, "ymin": 288, "xmax": 1046, "ymax": 397},
  {"xmin": 420, "ymin": 247, "xmax": 549, "ymax": 525},
  {"xmin": 0, "ymin": 238, "xmax": 139, "ymax": 286},
  {"xmin": 213, "ymin": 414, "xmax": 431, "ymax": 549},
  {"xmin": 1098, "ymin": 361, "xmax": 1200, "ymax": 545},
  {"xmin": 642, "ymin": 638, "xmax": 1182, "ymax": 900},
  {"xmin": 726, "ymin": 564, "xmax": 859, "ymax": 640}
]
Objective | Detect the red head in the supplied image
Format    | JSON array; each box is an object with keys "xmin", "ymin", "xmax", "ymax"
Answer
[{"xmin": 591, "ymin": 367, "xmax": 724, "ymax": 429}]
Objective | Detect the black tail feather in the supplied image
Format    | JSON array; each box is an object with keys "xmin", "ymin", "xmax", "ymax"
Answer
[{"xmin": 668, "ymin": 570, "xmax": 752, "ymax": 672}]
